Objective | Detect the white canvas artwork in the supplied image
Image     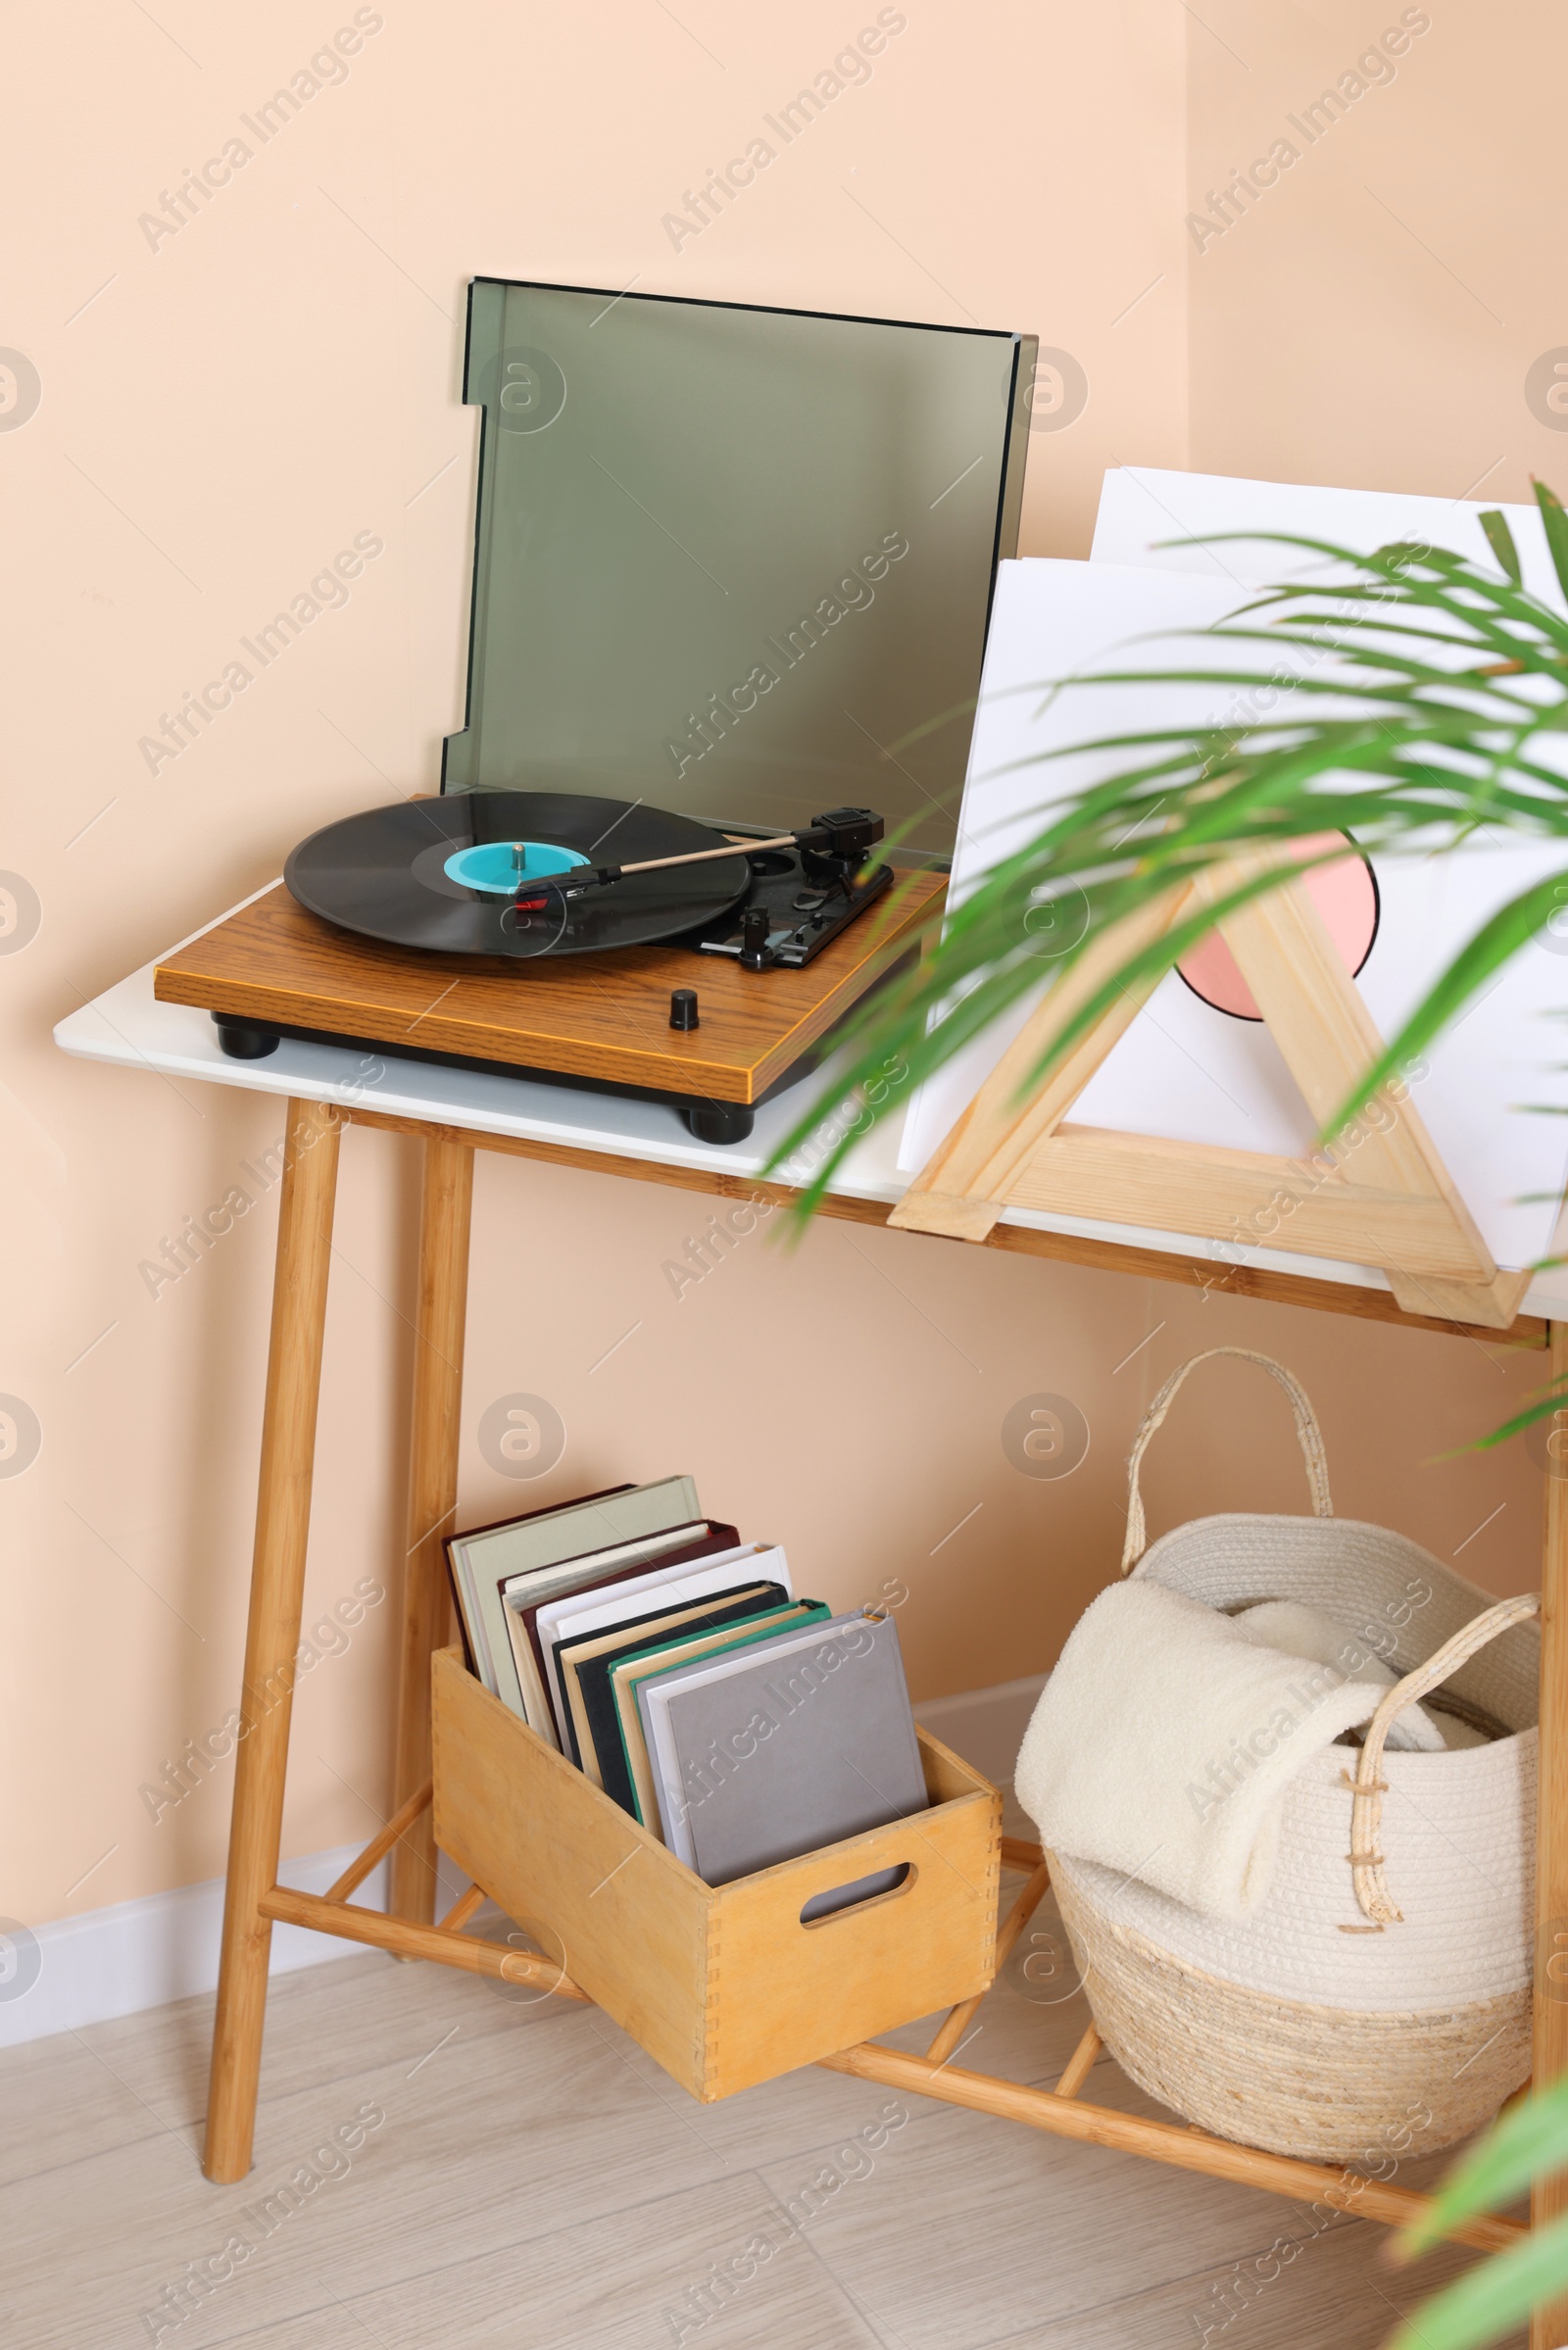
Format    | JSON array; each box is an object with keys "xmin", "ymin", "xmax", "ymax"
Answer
[
  {"xmin": 1091, "ymin": 465, "xmax": 1558, "ymax": 598},
  {"xmin": 897, "ymin": 484, "xmax": 1568, "ymax": 1274}
]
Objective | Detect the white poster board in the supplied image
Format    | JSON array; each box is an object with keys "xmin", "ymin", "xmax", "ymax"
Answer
[{"xmin": 1091, "ymin": 465, "xmax": 1557, "ymax": 597}]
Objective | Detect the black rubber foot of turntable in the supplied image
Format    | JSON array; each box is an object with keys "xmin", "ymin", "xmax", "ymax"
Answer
[
  {"xmin": 684, "ymin": 1101, "xmax": 755, "ymax": 1146},
  {"xmin": 214, "ymin": 1014, "xmax": 280, "ymax": 1060}
]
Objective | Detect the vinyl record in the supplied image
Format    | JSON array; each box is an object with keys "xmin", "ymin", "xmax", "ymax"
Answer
[{"xmin": 284, "ymin": 793, "xmax": 754, "ymax": 959}]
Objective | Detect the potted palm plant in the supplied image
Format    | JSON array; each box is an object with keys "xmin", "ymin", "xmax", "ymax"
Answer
[
  {"xmin": 772, "ymin": 480, "xmax": 1568, "ymax": 2344},
  {"xmin": 771, "ymin": 480, "xmax": 1568, "ymax": 1454}
]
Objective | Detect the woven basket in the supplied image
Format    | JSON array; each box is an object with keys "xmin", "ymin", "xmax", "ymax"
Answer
[{"xmin": 1043, "ymin": 1346, "xmax": 1540, "ymax": 2163}]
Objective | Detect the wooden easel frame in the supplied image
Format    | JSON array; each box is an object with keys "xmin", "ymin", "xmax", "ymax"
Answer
[
  {"xmin": 890, "ymin": 854, "xmax": 1533, "ymax": 1333},
  {"xmin": 202, "ymin": 1096, "xmax": 1566, "ymax": 2341}
]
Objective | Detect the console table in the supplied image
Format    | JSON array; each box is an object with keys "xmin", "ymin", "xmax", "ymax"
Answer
[{"xmin": 57, "ymin": 899, "xmax": 1568, "ymax": 2346}]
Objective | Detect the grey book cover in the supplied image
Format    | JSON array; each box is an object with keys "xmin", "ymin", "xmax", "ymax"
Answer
[{"xmin": 661, "ymin": 1611, "xmax": 927, "ymax": 1891}]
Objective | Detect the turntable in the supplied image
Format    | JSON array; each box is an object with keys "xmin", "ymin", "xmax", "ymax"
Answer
[
  {"xmin": 154, "ymin": 275, "xmax": 1035, "ymax": 1143},
  {"xmin": 157, "ymin": 796, "xmax": 945, "ymax": 1144}
]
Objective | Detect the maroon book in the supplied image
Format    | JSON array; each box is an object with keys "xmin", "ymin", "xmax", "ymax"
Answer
[{"xmin": 512, "ymin": 1522, "xmax": 743, "ymax": 1692}]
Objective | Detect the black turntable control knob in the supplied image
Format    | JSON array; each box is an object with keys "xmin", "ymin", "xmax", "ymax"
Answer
[{"xmin": 669, "ymin": 988, "xmax": 700, "ymax": 1030}]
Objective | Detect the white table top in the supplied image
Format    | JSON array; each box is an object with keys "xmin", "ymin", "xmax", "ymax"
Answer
[{"xmin": 53, "ymin": 886, "xmax": 1568, "ymax": 1324}]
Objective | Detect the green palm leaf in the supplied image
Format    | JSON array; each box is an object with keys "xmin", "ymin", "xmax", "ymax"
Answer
[
  {"xmin": 1398, "ymin": 2077, "xmax": 1568, "ymax": 2257},
  {"xmin": 1481, "ymin": 509, "xmax": 1524, "ymax": 587},
  {"xmin": 769, "ymin": 508, "xmax": 1568, "ymax": 1268},
  {"xmin": 1382, "ymin": 2077, "xmax": 1568, "ymax": 2348},
  {"xmin": 1384, "ymin": 2209, "xmax": 1568, "ymax": 2350}
]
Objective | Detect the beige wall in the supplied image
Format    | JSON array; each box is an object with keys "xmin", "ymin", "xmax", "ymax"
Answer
[
  {"xmin": 1186, "ymin": 0, "xmax": 1568, "ymax": 506},
  {"xmin": 0, "ymin": 0, "xmax": 1550, "ymax": 1929}
]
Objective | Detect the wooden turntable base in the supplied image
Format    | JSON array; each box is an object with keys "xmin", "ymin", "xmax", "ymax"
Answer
[{"xmin": 155, "ymin": 876, "xmax": 944, "ymax": 1136}]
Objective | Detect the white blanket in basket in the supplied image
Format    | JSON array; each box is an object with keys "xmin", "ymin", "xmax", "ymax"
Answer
[{"xmin": 1015, "ymin": 1582, "xmax": 1436, "ymax": 1919}]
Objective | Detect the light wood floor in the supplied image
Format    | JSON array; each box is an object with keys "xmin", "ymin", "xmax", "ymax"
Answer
[{"xmin": 0, "ymin": 1874, "xmax": 1522, "ymax": 2350}]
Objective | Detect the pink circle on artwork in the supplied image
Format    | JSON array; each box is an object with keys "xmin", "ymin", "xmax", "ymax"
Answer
[{"xmin": 1176, "ymin": 834, "xmax": 1379, "ymax": 1020}]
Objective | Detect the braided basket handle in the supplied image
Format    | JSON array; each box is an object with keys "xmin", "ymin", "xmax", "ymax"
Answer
[
  {"xmin": 1121, "ymin": 1347, "xmax": 1333, "ymax": 1574},
  {"xmin": 1348, "ymin": 1591, "xmax": 1540, "ymax": 1926}
]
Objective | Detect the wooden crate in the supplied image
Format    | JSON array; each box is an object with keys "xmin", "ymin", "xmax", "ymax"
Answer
[{"xmin": 430, "ymin": 1646, "xmax": 1002, "ymax": 2100}]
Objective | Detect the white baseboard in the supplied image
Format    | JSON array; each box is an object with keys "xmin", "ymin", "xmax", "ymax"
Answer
[
  {"xmin": 2, "ymin": 1678, "xmax": 1034, "ymax": 2050},
  {"xmin": 914, "ymin": 1672, "xmax": 1044, "ymax": 1787},
  {"xmin": 0, "ymin": 1844, "xmax": 468, "ymax": 2053}
]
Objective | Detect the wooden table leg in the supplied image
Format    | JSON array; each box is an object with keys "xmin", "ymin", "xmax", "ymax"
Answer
[
  {"xmin": 1533, "ymin": 1321, "xmax": 1568, "ymax": 2349},
  {"xmin": 204, "ymin": 1100, "xmax": 342, "ymax": 2182},
  {"xmin": 389, "ymin": 1137, "xmax": 473, "ymax": 1925}
]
